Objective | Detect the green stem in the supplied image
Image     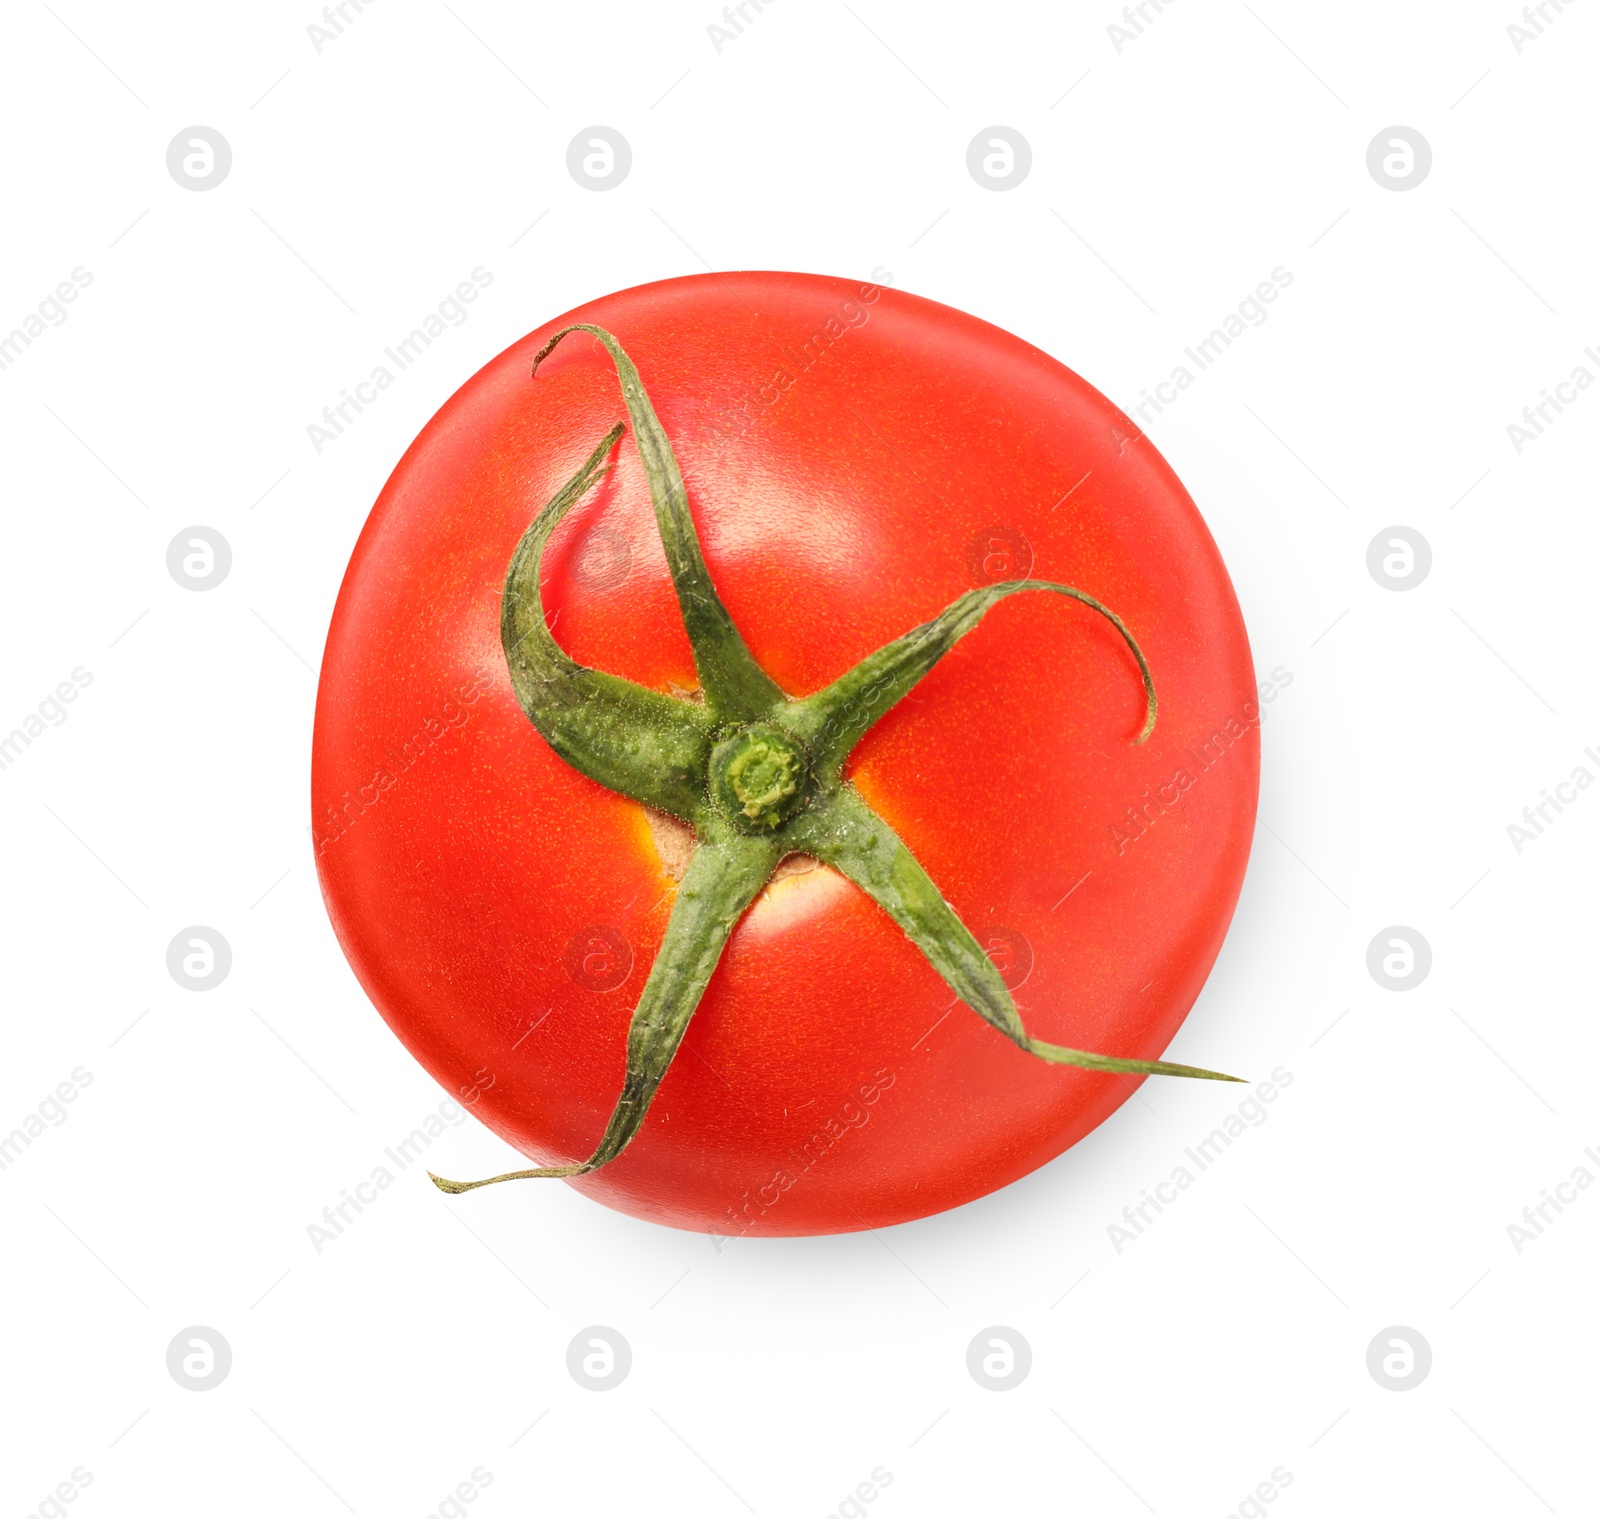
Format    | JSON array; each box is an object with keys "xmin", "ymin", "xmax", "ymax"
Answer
[
  {"xmin": 501, "ymin": 423, "xmax": 713, "ymax": 823},
  {"xmin": 788, "ymin": 578, "xmax": 1156, "ymax": 766},
  {"xmin": 533, "ymin": 325, "xmax": 784, "ymax": 722},
  {"xmin": 434, "ymin": 325, "xmax": 1243, "ymax": 1197},
  {"xmin": 430, "ymin": 823, "xmax": 780, "ymax": 1192},
  {"xmin": 786, "ymin": 788, "xmax": 1240, "ymax": 1083}
]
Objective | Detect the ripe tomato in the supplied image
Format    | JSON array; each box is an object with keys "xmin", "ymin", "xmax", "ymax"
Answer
[{"xmin": 312, "ymin": 271, "xmax": 1258, "ymax": 1236}]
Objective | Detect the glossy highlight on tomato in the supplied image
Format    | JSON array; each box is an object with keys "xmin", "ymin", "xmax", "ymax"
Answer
[{"xmin": 311, "ymin": 271, "xmax": 1259, "ymax": 1236}]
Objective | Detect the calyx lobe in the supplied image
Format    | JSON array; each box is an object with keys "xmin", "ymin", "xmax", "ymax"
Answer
[{"xmin": 430, "ymin": 325, "xmax": 1241, "ymax": 1198}]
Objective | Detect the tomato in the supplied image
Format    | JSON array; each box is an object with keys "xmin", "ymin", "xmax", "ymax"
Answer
[{"xmin": 311, "ymin": 271, "xmax": 1258, "ymax": 1236}]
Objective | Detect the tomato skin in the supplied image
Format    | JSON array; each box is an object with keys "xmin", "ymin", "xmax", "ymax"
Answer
[{"xmin": 312, "ymin": 271, "xmax": 1258, "ymax": 1235}]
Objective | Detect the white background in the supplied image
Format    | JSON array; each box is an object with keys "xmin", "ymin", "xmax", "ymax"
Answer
[{"xmin": 2, "ymin": 2, "xmax": 1596, "ymax": 1515}]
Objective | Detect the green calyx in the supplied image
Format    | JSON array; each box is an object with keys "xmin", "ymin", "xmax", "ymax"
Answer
[
  {"xmin": 429, "ymin": 322, "xmax": 1242, "ymax": 1199},
  {"xmin": 709, "ymin": 725, "xmax": 810, "ymax": 832}
]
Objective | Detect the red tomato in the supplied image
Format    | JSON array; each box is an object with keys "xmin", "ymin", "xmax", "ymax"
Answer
[{"xmin": 312, "ymin": 271, "xmax": 1258, "ymax": 1236}]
